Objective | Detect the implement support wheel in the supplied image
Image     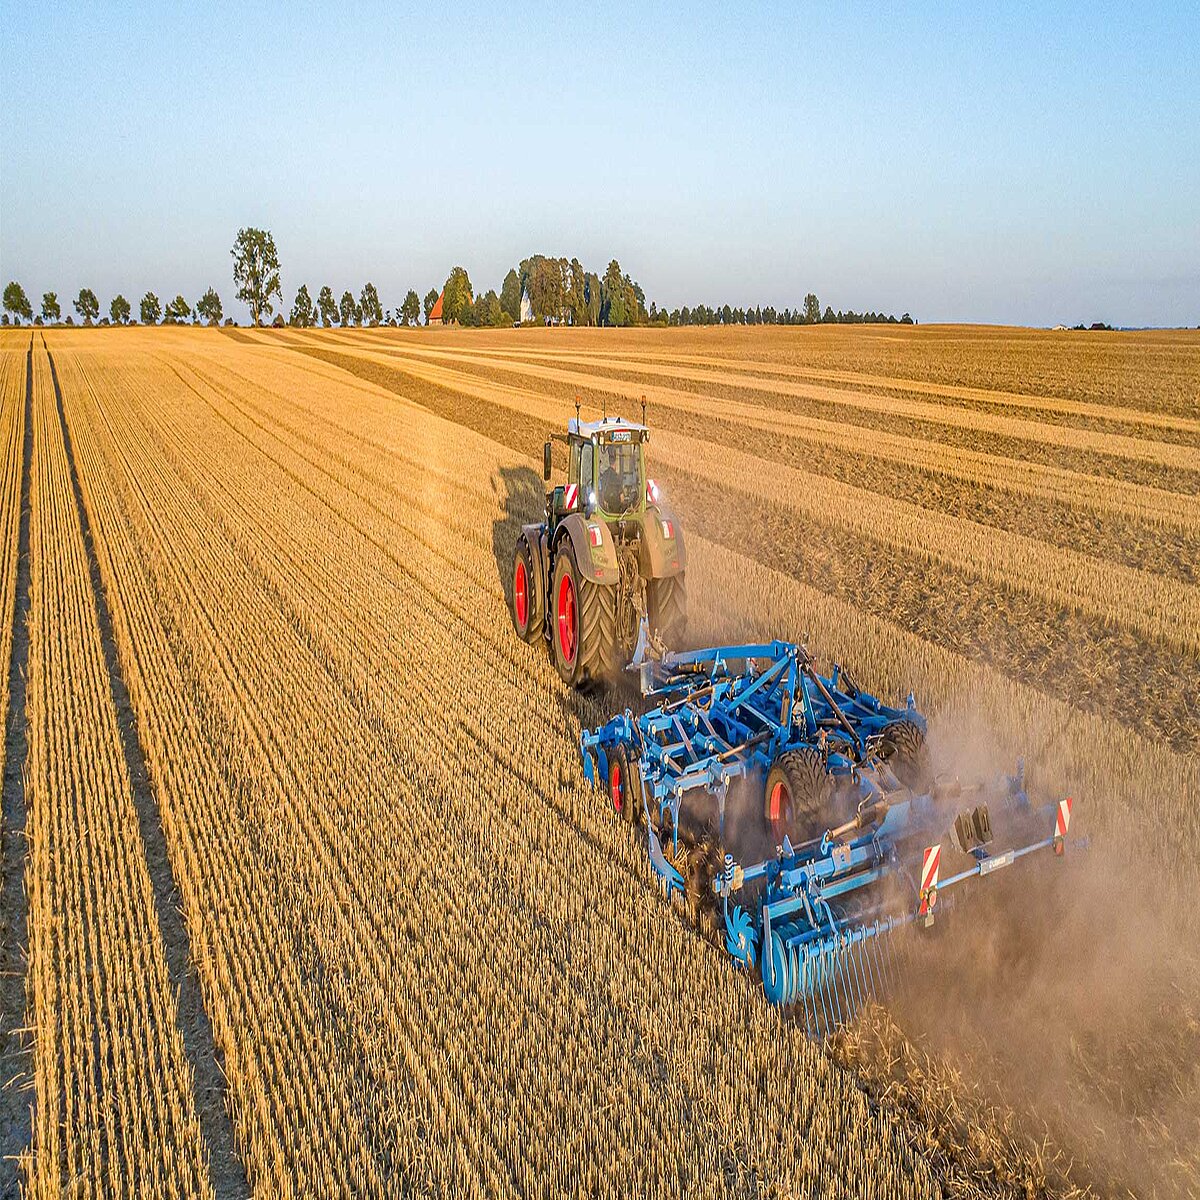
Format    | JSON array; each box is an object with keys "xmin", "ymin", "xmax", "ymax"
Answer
[
  {"xmin": 880, "ymin": 719, "xmax": 932, "ymax": 792},
  {"xmin": 764, "ymin": 748, "xmax": 832, "ymax": 846},
  {"xmin": 608, "ymin": 745, "xmax": 640, "ymax": 825}
]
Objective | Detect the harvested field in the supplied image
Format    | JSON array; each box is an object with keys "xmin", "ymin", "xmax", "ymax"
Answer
[{"xmin": 1, "ymin": 323, "xmax": 1197, "ymax": 1198}]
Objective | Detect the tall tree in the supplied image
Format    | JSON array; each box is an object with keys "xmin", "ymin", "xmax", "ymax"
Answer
[
  {"xmin": 290, "ymin": 284, "xmax": 315, "ymax": 327},
  {"xmin": 441, "ymin": 267, "xmax": 472, "ymax": 323},
  {"xmin": 803, "ymin": 293, "xmax": 821, "ymax": 324},
  {"xmin": 400, "ymin": 289, "xmax": 421, "ymax": 326},
  {"xmin": 566, "ymin": 259, "xmax": 587, "ymax": 325},
  {"xmin": 600, "ymin": 260, "xmax": 627, "ymax": 326},
  {"xmin": 74, "ymin": 287, "xmax": 99, "ymax": 323},
  {"xmin": 230, "ymin": 226, "xmax": 282, "ymax": 325},
  {"xmin": 196, "ymin": 288, "xmax": 223, "ymax": 325},
  {"xmin": 109, "ymin": 294, "xmax": 131, "ymax": 324},
  {"xmin": 317, "ymin": 286, "xmax": 337, "ymax": 326},
  {"xmin": 584, "ymin": 273, "xmax": 602, "ymax": 326},
  {"xmin": 140, "ymin": 292, "xmax": 161, "ymax": 325},
  {"xmin": 423, "ymin": 288, "xmax": 439, "ymax": 324},
  {"xmin": 339, "ymin": 290, "xmax": 358, "ymax": 327},
  {"xmin": 499, "ymin": 269, "xmax": 521, "ymax": 322},
  {"xmin": 163, "ymin": 294, "xmax": 191, "ymax": 323},
  {"xmin": 3, "ymin": 282, "xmax": 33, "ymax": 324},
  {"xmin": 359, "ymin": 282, "xmax": 383, "ymax": 326},
  {"xmin": 41, "ymin": 292, "xmax": 60, "ymax": 323},
  {"xmin": 520, "ymin": 255, "xmax": 567, "ymax": 323}
]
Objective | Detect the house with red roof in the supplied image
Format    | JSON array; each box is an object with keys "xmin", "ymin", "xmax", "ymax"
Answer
[{"xmin": 428, "ymin": 289, "xmax": 444, "ymax": 324}]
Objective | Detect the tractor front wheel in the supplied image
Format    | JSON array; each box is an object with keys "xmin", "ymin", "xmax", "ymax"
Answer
[
  {"xmin": 551, "ymin": 541, "xmax": 616, "ymax": 691},
  {"xmin": 764, "ymin": 749, "xmax": 831, "ymax": 847},
  {"xmin": 647, "ymin": 573, "xmax": 687, "ymax": 647}
]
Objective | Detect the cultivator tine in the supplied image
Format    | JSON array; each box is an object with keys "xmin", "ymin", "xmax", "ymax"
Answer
[{"xmin": 849, "ymin": 938, "xmax": 868, "ymax": 1011}]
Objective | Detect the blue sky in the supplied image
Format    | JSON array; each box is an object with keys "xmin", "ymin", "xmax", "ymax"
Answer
[{"xmin": 1, "ymin": 2, "xmax": 1197, "ymax": 325}]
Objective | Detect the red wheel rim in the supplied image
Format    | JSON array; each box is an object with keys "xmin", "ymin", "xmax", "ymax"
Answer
[
  {"xmin": 514, "ymin": 557, "xmax": 528, "ymax": 628},
  {"xmin": 768, "ymin": 780, "xmax": 788, "ymax": 837},
  {"xmin": 610, "ymin": 762, "xmax": 623, "ymax": 812},
  {"xmin": 557, "ymin": 572, "xmax": 577, "ymax": 664}
]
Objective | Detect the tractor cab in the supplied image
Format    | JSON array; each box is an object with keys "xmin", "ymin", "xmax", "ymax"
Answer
[{"xmin": 562, "ymin": 416, "xmax": 650, "ymax": 522}]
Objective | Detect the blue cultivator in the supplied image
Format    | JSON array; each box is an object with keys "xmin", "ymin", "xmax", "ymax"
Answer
[{"xmin": 582, "ymin": 642, "xmax": 1076, "ymax": 1036}]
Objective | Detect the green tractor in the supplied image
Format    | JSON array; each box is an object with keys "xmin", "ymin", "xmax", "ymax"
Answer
[{"xmin": 510, "ymin": 409, "xmax": 687, "ymax": 689}]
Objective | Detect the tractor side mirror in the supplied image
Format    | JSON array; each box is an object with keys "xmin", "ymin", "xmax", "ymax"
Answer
[{"xmin": 543, "ymin": 441, "xmax": 552, "ymax": 482}]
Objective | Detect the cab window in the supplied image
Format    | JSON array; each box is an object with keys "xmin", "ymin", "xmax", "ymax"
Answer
[
  {"xmin": 568, "ymin": 441, "xmax": 581, "ymax": 486},
  {"xmin": 596, "ymin": 441, "xmax": 644, "ymax": 515},
  {"xmin": 580, "ymin": 441, "xmax": 595, "ymax": 505}
]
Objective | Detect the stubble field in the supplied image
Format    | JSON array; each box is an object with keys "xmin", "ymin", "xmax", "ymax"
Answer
[{"xmin": 0, "ymin": 322, "xmax": 1196, "ymax": 1199}]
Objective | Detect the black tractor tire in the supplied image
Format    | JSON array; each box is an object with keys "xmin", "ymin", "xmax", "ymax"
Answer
[
  {"xmin": 764, "ymin": 748, "xmax": 832, "ymax": 846},
  {"xmin": 607, "ymin": 745, "xmax": 640, "ymax": 825},
  {"xmin": 551, "ymin": 540, "xmax": 616, "ymax": 691},
  {"xmin": 510, "ymin": 536, "xmax": 541, "ymax": 644},
  {"xmin": 647, "ymin": 572, "xmax": 687, "ymax": 647},
  {"xmin": 879, "ymin": 719, "xmax": 932, "ymax": 793}
]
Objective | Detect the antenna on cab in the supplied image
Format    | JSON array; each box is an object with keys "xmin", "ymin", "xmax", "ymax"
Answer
[
  {"xmin": 575, "ymin": 392, "xmax": 581, "ymax": 425},
  {"xmin": 641, "ymin": 394, "xmax": 647, "ymax": 425}
]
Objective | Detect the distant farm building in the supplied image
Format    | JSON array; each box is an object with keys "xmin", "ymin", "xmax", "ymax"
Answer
[
  {"xmin": 428, "ymin": 290, "xmax": 444, "ymax": 324},
  {"xmin": 520, "ymin": 290, "xmax": 533, "ymax": 323}
]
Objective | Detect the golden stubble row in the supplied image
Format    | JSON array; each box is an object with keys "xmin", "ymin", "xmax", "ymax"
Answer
[
  {"xmin": 0, "ymin": 340, "xmax": 26, "ymax": 784},
  {"xmin": 356, "ymin": 332, "xmax": 1200, "ymax": 436},
  {"xmin": 19, "ymin": 346, "xmax": 213, "ymax": 1198},
  {"xmin": 323, "ymin": 334, "xmax": 1200, "ymax": 471}
]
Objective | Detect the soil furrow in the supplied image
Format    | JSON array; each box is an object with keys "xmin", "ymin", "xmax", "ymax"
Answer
[{"xmin": 0, "ymin": 339, "xmax": 34, "ymax": 1197}]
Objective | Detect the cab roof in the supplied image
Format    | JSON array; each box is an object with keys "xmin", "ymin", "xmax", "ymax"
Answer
[{"xmin": 568, "ymin": 415, "xmax": 649, "ymax": 439}]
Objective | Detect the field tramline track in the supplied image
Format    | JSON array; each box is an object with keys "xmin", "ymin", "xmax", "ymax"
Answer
[{"xmin": 0, "ymin": 337, "xmax": 34, "ymax": 1196}]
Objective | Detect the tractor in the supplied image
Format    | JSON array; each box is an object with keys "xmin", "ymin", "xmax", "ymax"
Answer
[{"xmin": 509, "ymin": 406, "xmax": 687, "ymax": 689}]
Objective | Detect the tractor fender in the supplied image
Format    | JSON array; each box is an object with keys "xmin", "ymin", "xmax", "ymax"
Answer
[
  {"xmin": 637, "ymin": 504, "xmax": 687, "ymax": 578},
  {"xmin": 554, "ymin": 512, "xmax": 619, "ymax": 586},
  {"xmin": 519, "ymin": 523, "xmax": 548, "ymax": 627}
]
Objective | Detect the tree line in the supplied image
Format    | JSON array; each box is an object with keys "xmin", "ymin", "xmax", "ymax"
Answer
[
  {"xmin": 2, "ymin": 226, "xmax": 915, "ymax": 329},
  {"xmin": 661, "ymin": 296, "xmax": 914, "ymax": 326}
]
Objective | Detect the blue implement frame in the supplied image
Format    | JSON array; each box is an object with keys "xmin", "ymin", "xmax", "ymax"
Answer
[{"xmin": 581, "ymin": 641, "xmax": 1077, "ymax": 1034}]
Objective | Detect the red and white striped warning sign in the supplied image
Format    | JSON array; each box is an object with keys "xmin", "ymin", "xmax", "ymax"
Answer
[
  {"xmin": 1055, "ymin": 797, "xmax": 1072, "ymax": 838},
  {"xmin": 1054, "ymin": 796, "xmax": 1073, "ymax": 855},
  {"xmin": 564, "ymin": 483, "xmax": 579, "ymax": 509},
  {"xmin": 918, "ymin": 843, "xmax": 941, "ymax": 916}
]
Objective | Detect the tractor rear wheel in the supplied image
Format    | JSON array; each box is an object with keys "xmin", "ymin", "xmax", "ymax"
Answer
[
  {"xmin": 764, "ymin": 748, "xmax": 831, "ymax": 846},
  {"xmin": 648, "ymin": 573, "xmax": 687, "ymax": 646},
  {"xmin": 510, "ymin": 536, "xmax": 540, "ymax": 643},
  {"xmin": 879, "ymin": 720, "xmax": 931, "ymax": 792},
  {"xmin": 551, "ymin": 540, "xmax": 616, "ymax": 691}
]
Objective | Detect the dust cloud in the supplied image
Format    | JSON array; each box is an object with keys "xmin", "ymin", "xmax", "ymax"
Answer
[{"xmin": 869, "ymin": 710, "xmax": 1200, "ymax": 1199}]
